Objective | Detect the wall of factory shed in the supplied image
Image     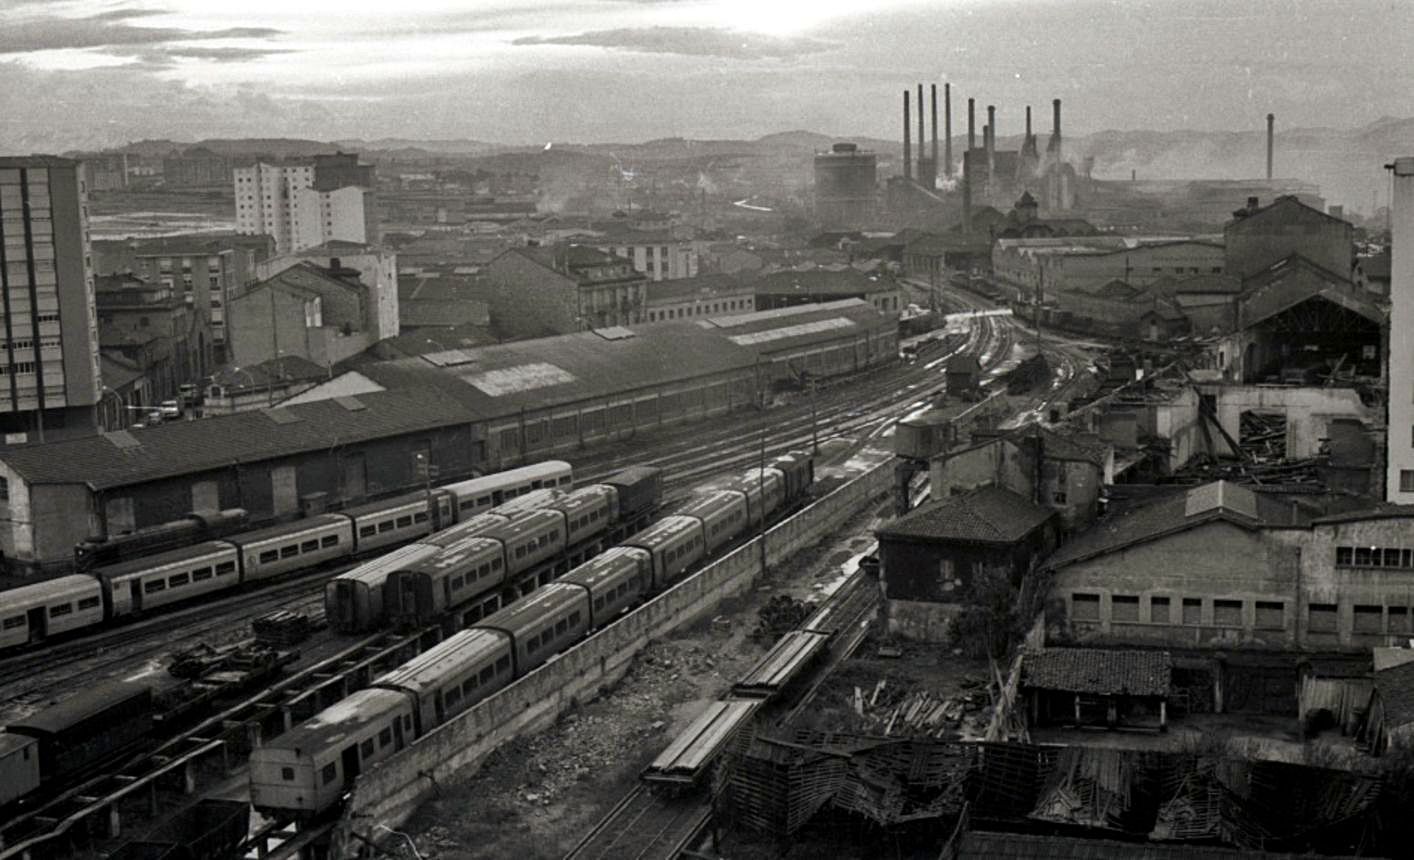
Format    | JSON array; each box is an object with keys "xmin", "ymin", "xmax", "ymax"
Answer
[
  {"xmin": 1275, "ymin": 516, "xmax": 1414, "ymax": 650},
  {"xmin": 0, "ymin": 476, "xmax": 97, "ymax": 574},
  {"xmin": 1050, "ymin": 520, "xmax": 1301, "ymax": 650},
  {"xmin": 1224, "ymin": 201, "xmax": 1352, "ymax": 280},
  {"xmin": 1206, "ymin": 385, "xmax": 1376, "ymax": 461},
  {"xmin": 483, "ymin": 252, "xmax": 580, "ymax": 338},
  {"xmin": 931, "ymin": 436, "xmax": 1103, "ymax": 534}
]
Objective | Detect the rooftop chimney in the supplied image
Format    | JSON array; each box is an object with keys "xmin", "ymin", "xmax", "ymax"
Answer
[
  {"xmin": 930, "ymin": 83, "xmax": 939, "ymax": 186},
  {"xmin": 967, "ymin": 98, "xmax": 976, "ymax": 151},
  {"xmin": 1266, "ymin": 113, "xmax": 1275, "ymax": 180},
  {"xmin": 903, "ymin": 90, "xmax": 912, "ymax": 180},
  {"xmin": 944, "ymin": 83, "xmax": 953, "ymax": 177}
]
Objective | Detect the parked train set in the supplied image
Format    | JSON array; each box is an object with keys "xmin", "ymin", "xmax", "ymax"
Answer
[
  {"xmin": 249, "ymin": 451, "xmax": 815, "ymax": 817},
  {"xmin": 0, "ymin": 462, "xmax": 577, "ymax": 650}
]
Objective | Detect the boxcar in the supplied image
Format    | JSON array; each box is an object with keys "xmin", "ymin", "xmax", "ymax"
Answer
[
  {"xmin": 373, "ymin": 628, "xmax": 514, "ymax": 736},
  {"xmin": 249, "ymin": 688, "xmax": 414, "ymax": 817},
  {"xmin": 442, "ymin": 461, "xmax": 573, "ymax": 519},
  {"xmin": 0, "ymin": 732, "xmax": 41, "ymax": 805},
  {"xmin": 7, "ymin": 680, "xmax": 153, "ymax": 782},
  {"xmin": 677, "ymin": 491, "xmax": 748, "ymax": 555},
  {"xmin": 0, "ymin": 574, "xmax": 104, "ymax": 648},
  {"xmin": 773, "ymin": 452, "xmax": 815, "ymax": 503},
  {"xmin": 344, "ymin": 494, "xmax": 441, "ymax": 555},
  {"xmin": 326, "ymin": 543, "xmax": 439, "ymax": 634},
  {"xmin": 229, "ymin": 514, "xmax": 354, "ymax": 582},
  {"xmin": 94, "ymin": 542, "xmax": 240, "ymax": 617},
  {"xmin": 621, "ymin": 516, "xmax": 706, "ymax": 590},
  {"xmin": 471, "ymin": 583, "xmax": 590, "ymax": 677},
  {"xmin": 384, "ymin": 534, "xmax": 505, "ymax": 628},
  {"xmin": 602, "ymin": 466, "xmax": 663, "ymax": 522},
  {"xmin": 558, "ymin": 547, "xmax": 652, "ymax": 629}
]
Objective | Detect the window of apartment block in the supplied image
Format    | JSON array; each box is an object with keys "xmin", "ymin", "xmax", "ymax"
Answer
[
  {"xmin": 1308, "ymin": 603, "xmax": 1338, "ymax": 633},
  {"xmin": 1389, "ymin": 606, "xmax": 1411, "ymax": 635},
  {"xmin": 1150, "ymin": 596, "xmax": 1170, "ymax": 624},
  {"xmin": 1182, "ymin": 598, "xmax": 1202, "ymax": 625},
  {"xmin": 1402, "ymin": 470, "xmax": 1414, "ymax": 494},
  {"xmin": 1213, "ymin": 599, "xmax": 1243, "ymax": 627},
  {"xmin": 1071, "ymin": 593, "xmax": 1100, "ymax": 622},
  {"xmin": 1112, "ymin": 595, "xmax": 1140, "ymax": 622},
  {"xmin": 1353, "ymin": 605, "xmax": 1383, "ymax": 634},
  {"xmin": 1254, "ymin": 601, "xmax": 1284, "ymax": 629}
]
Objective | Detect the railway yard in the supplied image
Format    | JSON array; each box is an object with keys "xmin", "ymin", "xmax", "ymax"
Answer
[{"xmin": 0, "ymin": 280, "xmax": 1108, "ymax": 860}]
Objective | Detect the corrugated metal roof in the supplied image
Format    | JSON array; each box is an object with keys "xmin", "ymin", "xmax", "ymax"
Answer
[
  {"xmin": 464, "ymin": 362, "xmax": 577, "ymax": 396},
  {"xmin": 729, "ymin": 317, "xmax": 855, "ymax": 346}
]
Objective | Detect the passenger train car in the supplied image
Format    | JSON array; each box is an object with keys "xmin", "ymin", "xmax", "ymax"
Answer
[
  {"xmin": 344, "ymin": 467, "xmax": 662, "ymax": 634},
  {"xmin": 250, "ymin": 452, "xmax": 814, "ymax": 817},
  {"xmin": 0, "ymin": 462, "xmax": 574, "ymax": 650}
]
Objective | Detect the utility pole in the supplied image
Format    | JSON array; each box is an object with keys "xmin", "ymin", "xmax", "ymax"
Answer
[
  {"xmin": 756, "ymin": 353, "xmax": 768, "ymax": 574},
  {"xmin": 809, "ymin": 376, "xmax": 819, "ymax": 455}
]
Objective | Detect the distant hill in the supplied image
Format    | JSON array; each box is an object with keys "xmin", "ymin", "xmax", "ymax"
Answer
[{"xmin": 335, "ymin": 138, "xmax": 507, "ymax": 155}]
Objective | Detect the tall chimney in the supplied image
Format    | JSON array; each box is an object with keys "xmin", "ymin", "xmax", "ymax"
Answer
[
  {"xmin": 903, "ymin": 90, "xmax": 912, "ymax": 180},
  {"xmin": 986, "ymin": 105, "xmax": 996, "ymax": 188},
  {"xmin": 1050, "ymin": 98, "xmax": 1063, "ymax": 158},
  {"xmin": 930, "ymin": 83, "xmax": 939, "ymax": 186},
  {"xmin": 1026, "ymin": 105, "xmax": 1032, "ymax": 139},
  {"xmin": 967, "ymin": 98, "xmax": 976, "ymax": 151},
  {"xmin": 1266, "ymin": 113, "xmax": 1275, "ymax": 180},
  {"xmin": 944, "ymin": 83, "xmax": 953, "ymax": 177},
  {"xmin": 917, "ymin": 84, "xmax": 925, "ymax": 179}
]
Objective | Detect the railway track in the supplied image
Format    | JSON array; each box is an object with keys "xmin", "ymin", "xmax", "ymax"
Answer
[{"xmin": 566, "ymin": 784, "xmax": 711, "ymax": 860}]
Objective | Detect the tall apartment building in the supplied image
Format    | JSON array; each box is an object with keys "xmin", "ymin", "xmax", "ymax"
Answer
[
  {"xmin": 0, "ymin": 157, "xmax": 102, "ymax": 441},
  {"xmin": 234, "ymin": 153, "xmax": 376, "ymax": 253},
  {"xmin": 1388, "ymin": 157, "xmax": 1414, "ymax": 503}
]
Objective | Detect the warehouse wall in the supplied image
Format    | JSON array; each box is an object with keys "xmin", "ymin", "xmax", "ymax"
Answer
[{"xmin": 340, "ymin": 456, "xmax": 893, "ymax": 847}]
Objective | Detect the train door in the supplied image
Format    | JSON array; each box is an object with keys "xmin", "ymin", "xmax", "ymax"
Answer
[
  {"xmin": 341, "ymin": 744, "xmax": 361, "ymax": 786},
  {"xmin": 25, "ymin": 607, "xmax": 44, "ymax": 643},
  {"xmin": 130, "ymin": 579, "xmax": 143, "ymax": 614},
  {"xmin": 434, "ymin": 691, "xmax": 446, "ymax": 727},
  {"xmin": 392, "ymin": 714, "xmax": 406, "ymax": 749}
]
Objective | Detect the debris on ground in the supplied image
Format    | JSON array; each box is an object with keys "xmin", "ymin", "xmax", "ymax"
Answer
[{"xmin": 753, "ymin": 594, "xmax": 814, "ymax": 642}]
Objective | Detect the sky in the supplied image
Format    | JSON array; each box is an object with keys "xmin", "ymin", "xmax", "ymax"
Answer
[{"xmin": 0, "ymin": 0, "xmax": 1410, "ymax": 150}]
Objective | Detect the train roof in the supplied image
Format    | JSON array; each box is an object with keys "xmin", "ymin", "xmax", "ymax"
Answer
[
  {"xmin": 561, "ymin": 485, "xmax": 614, "ymax": 508},
  {"xmin": 473, "ymin": 508, "xmax": 563, "ymax": 542},
  {"xmin": 602, "ymin": 466, "xmax": 662, "ymax": 489},
  {"xmin": 678, "ymin": 490, "xmax": 743, "ymax": 518},
  {"xmin": 8, "ymin": 681, "xmax": 151, "ymax": 737},
  {"xmin": 440, "ymin": 461, "xmax": 572, "ymax": 497},
  {"xmin": 407, "ymin": 535, "xmax": 502, "ymax": 573},
  {"xmin": 341, "ymin": 492, "xmax": 428, "ymax": 518},
  {"xmin": 474, "ymin": 582, "xmax": 586, "ymax": 637},
  {"xmin": 491, "ymin": 489, "xmax": 566, "ymax": 516},
  {"xmin": 0, "ymin": 731, "xmax": 36, "ymax": 756},
  {"xmin": 374, "ymin": 629, "xmax": 510, "ymax": 694},
  {"xmin": 224, "ymin": 513, "xmax": 349, "ymax": 546},
  {"xmin": 91, "ymin": 541, "xmax": 235, "ymax": 579},
  {"xmin": 623, "ymin": 515, "xmax": 701, "ymax": 547},
  {"xmin": 269, "ymin": 687, "xmax": 410, "ymax": 754},
  {"xmin": 558, "ymin": 547, "xmax": 646, "ymax": 590},
  {"xmin": 0, "ymin": 574, "xmax": 102, "ymax": 606},
  {"xmin": 335, "ymin": 542, "xmax": 441, "ymax": 585}
]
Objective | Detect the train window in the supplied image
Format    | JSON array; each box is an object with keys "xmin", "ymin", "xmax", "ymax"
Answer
[
  {"xmin": 169, "ymin": 572, "xmax": 190, "ymax": 587},
  {"xmin": 322, "ymin": 763, "xmax": 338, "ymax": 785},
  {"xmin": 259, "ymin": 550, "xmax": 279, "ymax": 564},
  {"xmin": 360, "ymin": 739, "xmax": 375, "ymax": 758},
  {"xmin": 396, "ymin": 516, "xmax": 413, "ymax": 528},
  {"xmin": 49, "ymin": 602, "xmax": 72, "ymax": 617},
  {"xmin": 321, "ymin": 535, "xmax": 340, "ymax": 548},
  {"xmin": 496, "ymin": 656, "xmax": 510, "ymax": 673},
  {"xmin": 451, "ymin": 575, "xmax": 464, "ymax": 591},
  {"xmin": 2, "ymin": 616, "xmax": 24, "ymax": 629},
  {"xmin": 280, "ymin": 545, "xmax": 299, "ymax": 559},
  {"xmin": 192, "ymin": 568, "xmax": 213, "ymax": 582},
  {"xmin": 594, "ymin": 597, "xmax": 604, "ymax": 610},
  {"xmin": 78, "ymin": 596, "xmax": 100, "ymax": 610},
  {"xmin": 413, "ymin": 512, "xmax": 429, "ymax": 524},
  {"xmin": 301, "ymin": 540, "xmax": 319, "ymax": 553},
  {"xmin": 360, "ymin": 526, "xmax": 377, "ymax": 538},
  {"xmin": 144, "ymin": 579, "xmax": 167, "ymax": 593},
  {"xmin": 378, "ymin": 521, "xmax": 395, "ymax": 534},
  {"xmin": 555, "ymin": 619, "xmax": 567, "ymax": 635},
  {"xmin": 591, "ymin": 510, "xmax": 600, "ymax": 521},
  {"xmin": 569, "ymin": 611, "xmax": 581, "ymax": 627},
  {"xmin": 459, "ymin": 500, "xmax": 474, "ymax": 511},
  {"xmin": 525, "ymin": 633, "xmax": 538, "ymax": 653},
  {"xmin": 538, "ymin": 535, "xmax": 548, "ymax": 548},
  {"xmin": 515, "ymin": 546, "xmax": 526, "ymax": 559},
  {"xmin": 492, "ymin": 558, "xmax": 502, "ymax": 570},
  {"xmin": 445, "ymin": 688, "xmax": 462, "ymax": 707},
  {"xmin": 281, "ymin": 767, "xmax": 295, "ymax": 781},
  {"xmin": 378, "ymin": 727, "xmax": 392, "ymax": 748},
  {"xmin": 463, "ymin": 677, "xmax": 477, "ymax": 694},
  {"xmin": 404, "ymin": 715, "xmax": 413, "ymax": 731},
  {"xmin": 215, "ymin": 561, "xmax": 236, "ymax": 576},
  {"xmin": 480, "ymin": 665, "xmax": 495, "ymax": 684}
]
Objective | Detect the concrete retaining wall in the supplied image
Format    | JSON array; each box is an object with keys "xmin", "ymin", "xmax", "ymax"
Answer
[{"xmin": 340, "ymin": 457, "xmax": 893, "ymax": 848}]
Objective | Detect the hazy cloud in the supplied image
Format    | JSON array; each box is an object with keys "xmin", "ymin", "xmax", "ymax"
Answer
[
  {"xmin": 0, "ymin": 10, "xmax": 282, "ymax": 55},
  {"xmin": 513, "ymin": 26, "xmax": 833, "ymax": 60}
]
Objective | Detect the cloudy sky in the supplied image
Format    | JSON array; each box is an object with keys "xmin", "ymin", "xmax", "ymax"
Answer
[{"xmin": 0, "ymin": 0, "xmax": 1410, "ymax": 150}]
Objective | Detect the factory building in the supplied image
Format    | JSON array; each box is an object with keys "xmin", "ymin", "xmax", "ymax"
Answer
[
  {"xmin": 0, "ymin": 299, "xmax": 895, "ymax": 574},
  {"xmin": 813, "ymin": 143, "xmax": 878, "ymax": 229},
  {"xmin": 1224, "ymin": 195, "xmax": 1354, "ymax": 280}
]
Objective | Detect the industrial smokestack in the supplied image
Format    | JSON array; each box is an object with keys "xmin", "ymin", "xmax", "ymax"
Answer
[
  {"xmin": 917, "ymin": 84, "xmax": 925, "ymax": 179},
  {"xmin": 903, "ymin": 90, "xmax": 911, "ymax": 180},
  {"xmin": 967, "ymin": 98, "xmax": 976, "ymax": 151},
  {"xmin": 986, "ymin": 105, "xmax": 996, "ymax": 187},
  {"xmin": 1049, "ymin": 98, "xmax": 1063, "ymax": 159},
  {"xmin": 930, "ymin": 83, "xmax": 939, "ymax": 186},
  {"xmin": 1026, "ymin": 105, "xmax": 1032, "ymax": 140},
  {"xmin": 1266, "ymin": 113, "xmax": 1275, "ymax": 180},
  {"xmin": 944, "ymin": 83, "xmax": 953, "ymax": 177}
]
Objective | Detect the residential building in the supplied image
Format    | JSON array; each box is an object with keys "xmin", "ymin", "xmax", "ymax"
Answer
[
  {"xmin": 0, "ymin": 156, "xmax": 102, "ymax": 442},
  {"xmin": 161, "ymin": 147, "xmax": 232, "ymax": 188},
  {"xmin": 992, "ymin": 236, "xmax": 1225, "ymax": 297},
  {"xmin": 204, "ymin": 355, "xmax": 330, "ymax": 414},
  {"xmin": 643, "ymin": 273, "xmax": 755, "ymax": 323},
  {"xmin": 235, "ymin": 153, "xmax": 376, "ymax": 252},
  {"xmin": 483, "ymin": 245, "xmax": 647, "ymax": 338},
  {"xmin": 751, "ymin": 269, "xmax": 904, "ymax": 316},
  {"xmin": 1225, "ymin": 195, "xmax": 1353, "ymax": 280},
  {"xmin": 256, "ymin": 240, "xmax": 399, "ymax": 342},
  {"xmin": 591, "ymin": 231, "xmax": 700, "ymax": 281},
  {"xmin": 97, "ymin": 352, "xmax": 146, "ymax": 430},
  {"xmin": 226, "ymin": 262, "xmax": 372, "ymax": 369},
  {"xmin": 78, "ymin": 153, "xmax": 129, "ymax": 191},
  {"xmin": 397, "ymin": 269, "xmax": 490, "ymax": 334},
  {"xmin": 95, "ymin": 273, "xmax": 208, "ymax": 405},
  {"xmin": 1389, "ymin": 158, "xmax": 1414, "ymax": 503}
]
